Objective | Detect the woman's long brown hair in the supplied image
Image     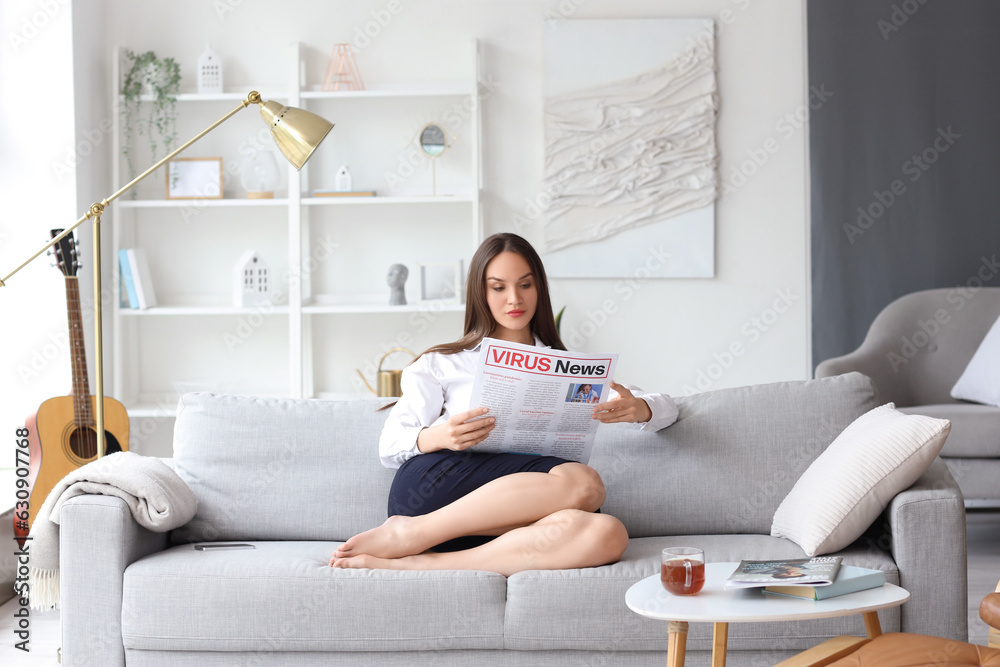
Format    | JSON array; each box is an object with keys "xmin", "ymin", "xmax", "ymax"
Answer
[
  {"xmin": 378, "ymin": 233, "xmax": 566, "ymax": 410},
  {"xmin": 424, "ymin": 232, "xmax": 567, "ymax": 356}
]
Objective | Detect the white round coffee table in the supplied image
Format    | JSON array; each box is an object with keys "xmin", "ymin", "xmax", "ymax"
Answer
[{"xmin": 625, "ymin": 562, "xmax": 909, "ymax": 667}]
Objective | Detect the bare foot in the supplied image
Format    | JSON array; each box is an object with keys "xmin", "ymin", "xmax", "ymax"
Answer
[
  {"xmin": 332, "ymin": 515, "xmax": 423, "ymax": 560},
  {"xmin": 329, "ymin": 554, "xmax": 400, "ymax": 569}
]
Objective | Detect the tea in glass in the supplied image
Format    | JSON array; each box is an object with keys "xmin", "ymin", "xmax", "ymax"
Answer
[{"xmin": 661, "ymin": 547, "xmax": 706, "ymax": 596}]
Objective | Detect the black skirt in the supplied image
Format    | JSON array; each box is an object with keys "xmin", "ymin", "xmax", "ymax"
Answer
[{"xmin": 387, "ymin": 450, "xmax": 572, "ymax": 552}]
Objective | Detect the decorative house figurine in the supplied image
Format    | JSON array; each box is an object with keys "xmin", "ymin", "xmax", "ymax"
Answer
[
  {"xmin": 335, "ymin": 165, "xmax": 352, "ymax": 192},
  {"xmin": 197, "ymin": 44, "xmax": 223, "ymax": 94},
  {"xmin": 233, "ymin": 250, "xmax": 270, "ymax": 307}
]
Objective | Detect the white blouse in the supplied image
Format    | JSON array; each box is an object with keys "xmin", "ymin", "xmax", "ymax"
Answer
[{"xmin": 378, "ymin": 338, "xmax": 680, "ymax": 469}]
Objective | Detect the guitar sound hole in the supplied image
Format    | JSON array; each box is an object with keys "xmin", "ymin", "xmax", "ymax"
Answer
[{"xmin": 69, "ymin": 427, "xmax": 122, "ymax": 460}]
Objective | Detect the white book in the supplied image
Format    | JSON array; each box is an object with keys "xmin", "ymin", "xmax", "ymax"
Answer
[{"xmin": 126, "ymin": 248, "xmax": 158, "ymax": 309}]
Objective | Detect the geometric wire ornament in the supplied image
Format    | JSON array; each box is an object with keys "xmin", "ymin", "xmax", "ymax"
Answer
[{"xmin": 322, "ymin": 44, "xmax": 365, "ymax": 92}]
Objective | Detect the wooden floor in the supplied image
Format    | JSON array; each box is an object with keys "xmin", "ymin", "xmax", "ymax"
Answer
[
  {"xmin": 967, "ymin": 509, "xmax": 1000, "ymax": 645},
  {"xmin": 1, "ymin": 510, "xmax": 997, "ymax": 665}
]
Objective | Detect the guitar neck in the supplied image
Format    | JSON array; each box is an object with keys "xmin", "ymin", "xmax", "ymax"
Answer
[{"xmin": 64, "ymin": 276, "xmax": 93, "ymax": 426}]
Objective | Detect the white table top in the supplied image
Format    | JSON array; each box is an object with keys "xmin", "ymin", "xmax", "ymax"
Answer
[{"xmin": 626, "ymin": 562, "xmax": 910, "ymax": 623}]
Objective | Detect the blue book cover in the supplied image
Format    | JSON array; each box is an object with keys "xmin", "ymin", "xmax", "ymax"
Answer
[
  {"xmin": 763, "ymin": 565, "xmax": 886, "ymax": 600},
  {"xmin": 119, "ymin": 249, "xmax": 139, "ymax": 308}
]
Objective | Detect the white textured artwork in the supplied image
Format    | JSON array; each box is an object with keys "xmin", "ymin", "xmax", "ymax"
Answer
[{"xmin": 542, "ymin": 19, "xmax": 717, "ymax": 278}]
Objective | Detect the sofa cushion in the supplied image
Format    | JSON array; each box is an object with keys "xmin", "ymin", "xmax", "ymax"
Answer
[
  {"xmin": 171, "ymin": 393, "xmax": 395, "ymax": 543},
  {"xmin": 503, "ymin": 535, "xmax": 899, "ymax": 652},
  {"xmin": 951, "ymin": 313, "xmax": 1000, "ymax": 407},
  {"xmin": 122, "ymin": 541, "xmax": 507, "ymax": 652},
  {"xmin": 899, "ymin": 404, "xmax": 1000, "ymax": 458},
  {"xmin": 771, "ymin": 404, "xmax": 950, "ymax": 556},
  {"xmin": 591, "ymin": 372, "xmax": 879, "ymax": 537}
]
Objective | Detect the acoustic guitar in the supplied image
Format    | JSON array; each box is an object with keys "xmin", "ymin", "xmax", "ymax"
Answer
[{"xmin": 14, "ymin": 230, "xmax": 129, "ymax": 546}]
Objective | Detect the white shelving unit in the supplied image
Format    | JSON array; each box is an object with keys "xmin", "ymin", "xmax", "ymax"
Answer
[{"xmin": 110, "ymin": 41, "xmax": 482, "ymax": 421}]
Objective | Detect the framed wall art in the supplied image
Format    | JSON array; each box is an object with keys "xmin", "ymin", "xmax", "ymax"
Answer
[
  {"xmin": 541, "ymin": 18, "xmax": 718, "ymax": 278},
  {"xmin": 418, "ymin": 260, "xmax": 464, "ymax": 304},
  {"xmin": 166, "ymin": 157, "xmax": 224, "ymax": 200}
]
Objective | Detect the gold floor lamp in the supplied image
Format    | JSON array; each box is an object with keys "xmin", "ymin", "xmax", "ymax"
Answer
[{"xmin": 0, "ymin": 91, "xmax": 333, "ymax": 458}]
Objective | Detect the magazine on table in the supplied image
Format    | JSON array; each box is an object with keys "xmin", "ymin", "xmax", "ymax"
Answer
[
  {"xmin": 724, "ymin": 557, "xmax": 843, "ymax": 589},
  {"xmin": 466, "ymin": 337, "xmax": 618, "ymax": 464}
]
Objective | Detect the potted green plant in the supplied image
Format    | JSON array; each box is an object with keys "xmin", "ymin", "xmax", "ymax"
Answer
[{"xmin": 120, "ymin": 50, "xmax": 181, "ymax": 189}]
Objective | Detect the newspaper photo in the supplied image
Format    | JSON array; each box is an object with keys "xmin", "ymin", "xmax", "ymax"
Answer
[{"xmin": 466, "ymin": 338, "xmax": 619, "ymax": 464}]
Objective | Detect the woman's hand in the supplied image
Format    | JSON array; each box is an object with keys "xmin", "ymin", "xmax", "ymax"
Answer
[
  {"xmin": 417, "ymin": 407, "xmax": 495, "ymax": 453},
  {"xmin": 592, "ymin": 382, "xmax": 652, "ymax": 424}
]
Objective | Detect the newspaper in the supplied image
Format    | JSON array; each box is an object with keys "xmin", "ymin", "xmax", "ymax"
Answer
[{"xmin": 466, "ymin": 338, "xmax": 618, "ymax": 464}]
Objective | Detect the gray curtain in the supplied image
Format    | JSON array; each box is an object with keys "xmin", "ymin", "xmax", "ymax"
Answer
[{"xmin": 809, "ymin": 0, "xmax": 1000, "ymax": 371}]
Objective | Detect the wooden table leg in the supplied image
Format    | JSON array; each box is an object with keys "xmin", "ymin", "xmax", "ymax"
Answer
[
  {"xmin": 667, "ymin": 620, "xmax": 688, "ymax": 667},
  {"xmin": 712, "ymin": 622, "xmax": 729, "ymax": 667},
  {"xmin": 863, "ymin": 611, "xmax": 882, "ymax": 638}
]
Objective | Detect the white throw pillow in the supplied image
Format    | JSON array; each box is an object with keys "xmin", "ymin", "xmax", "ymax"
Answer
[
  {"xmin": 771, "ymin": 403, "xmax": 950, "ymax": 556},
  {"xmin": 951, "ymin": 314, "xmax": 1000, "ymax": 407}
]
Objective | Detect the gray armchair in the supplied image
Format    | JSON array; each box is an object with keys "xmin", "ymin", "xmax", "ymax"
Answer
[{"xmin": 815, "ymin": 287, "xmax": 1000, "ymax": 506}]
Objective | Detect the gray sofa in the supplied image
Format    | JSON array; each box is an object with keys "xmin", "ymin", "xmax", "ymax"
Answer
[
  {"xmin": 58, "ymin": 372, "xmax": 968, "ymax": 666},
  {"xmin": 816, "ymin": 287, "xmax": 1000, "ymax": 507}
]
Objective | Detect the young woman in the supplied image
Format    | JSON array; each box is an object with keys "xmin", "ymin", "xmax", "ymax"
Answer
[{"xmin": 330, "ymin": 233, "xmax": 678, "ymax": 575}]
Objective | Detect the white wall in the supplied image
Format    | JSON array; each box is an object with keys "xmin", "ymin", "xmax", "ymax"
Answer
[
  {"xmin": 0, "ymin": 0, "xmax": 80, "ymax": 483},
  {"xmin": 3, "ymin": 0, "xmax": 810, "ymax": 460}
]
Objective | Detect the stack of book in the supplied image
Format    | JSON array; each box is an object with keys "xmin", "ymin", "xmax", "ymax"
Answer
[
  {"xmin": 763, "ymin": 565, "xmax": 887, "ymax": 600},
  {"xmin": 724, "ymin": 557, "xmax": 886, "ymax": 600},
  {"xmin": 118, "ymin": 248, "xmax": 157, "ymax": 309}
]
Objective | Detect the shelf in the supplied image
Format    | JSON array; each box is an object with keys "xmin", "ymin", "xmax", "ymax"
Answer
[
  {"xmin": 301, "ymin": 82, "xmax": 474, "ymax": 99},
  {"xmin": 120, "ymin": 303, "xmax": 290, "ymax": 316},
  {"xmin": 303, "ymin": 193, "xmax": 474, "ymax": 206},
  {"xmin": 129, "ymin": 90, "xmax": 289, "ymax": 103},
  {"xmin": 303, "ymin": 295, "xmax": 465, "ymax": 314},
  {"xmin": 119, "ymin": 198, "xmax": 290, "ymax": 208},
  {"xmin": 111, "ymin": 41, "xmax": 482, "ymax": 407}
]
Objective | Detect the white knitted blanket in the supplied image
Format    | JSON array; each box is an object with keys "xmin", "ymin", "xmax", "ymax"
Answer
[{"xmin": 26, "ymin": 451, "xmax": 197, "ymax": 610}]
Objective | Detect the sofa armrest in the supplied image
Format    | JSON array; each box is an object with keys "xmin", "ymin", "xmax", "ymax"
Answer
[
  {"xmin": 884, "ymin": 458, "xmax": 967, "ymax": 640},
  {"xmin": 60, "ymin": 495, "xmax": 171, "ymax": 667},
  {"xmin": 814, "ymin": 350, "xmax": 882, "ymax": 382},
  {"xmin": 815, "ymin": 349, "xmax": 911, "ymax": 406}
]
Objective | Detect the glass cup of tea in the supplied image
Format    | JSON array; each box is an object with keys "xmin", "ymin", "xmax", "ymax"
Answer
[{"xmin": 661, "ymin": 547, "xmax": 706, "ymax": 596}]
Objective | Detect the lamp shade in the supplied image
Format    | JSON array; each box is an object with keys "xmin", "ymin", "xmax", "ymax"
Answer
[{"xmin": 258, "ymin": 100, "xmax": 333, "ymax": 170}]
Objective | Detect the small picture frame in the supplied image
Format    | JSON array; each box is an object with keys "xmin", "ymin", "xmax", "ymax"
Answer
[
  {"xmin": 418, "ymin": 260, "xmax": 464, "ymax": 304},
  {"xmin": 166, "ymin": 157, "xmax": 223, "ymax": 199}
]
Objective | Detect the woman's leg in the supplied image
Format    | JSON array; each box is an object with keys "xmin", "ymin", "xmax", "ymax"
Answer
[
  {"xmin": 331, "ymin": 509, "xmax": 629, "ymax": 576},
  {"xmin": 334, "ymin": 462, "xmax": 605, "ymax": 560}
]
